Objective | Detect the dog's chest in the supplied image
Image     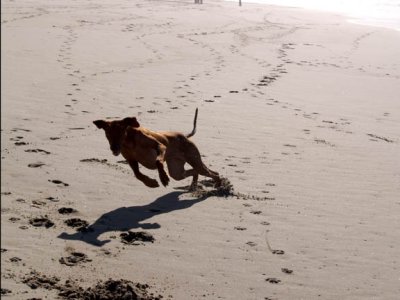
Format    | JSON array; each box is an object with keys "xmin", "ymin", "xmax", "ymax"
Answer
[{"xmin": 121, "ymin": 146, "xmax": 158, "ymax": 170}]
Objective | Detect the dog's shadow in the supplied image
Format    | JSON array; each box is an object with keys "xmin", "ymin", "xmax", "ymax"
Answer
[{"xmin": 57, "ymin": 191, "xmax": 207, "ymax": 246}]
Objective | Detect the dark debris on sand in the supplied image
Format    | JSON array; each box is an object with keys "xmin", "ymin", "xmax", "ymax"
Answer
[
  {"xmin": 191, "ymin": 177, "xmax": 235, "ymax": 198},
  {"xmin": 22, "ymin": 271, "xmax": 60, "ymax": 290},
  {"xmin": 22, "ymin": 271, "xmax": 162, "ymax": 300},
  {"xmin": 192, "ymin": 177, "xmax": 274, "ymax": 201}
]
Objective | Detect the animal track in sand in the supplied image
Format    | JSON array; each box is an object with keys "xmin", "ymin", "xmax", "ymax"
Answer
[
  {"xmin": 120, "ymin": 231, "xmax": 155, "ymax": 245},
  {"xmin": 0, "ymin": 288, "xmax": 11, "ymax": 296},
  {"xmin": 58, "ymin": 207, "xmax": 77, "ymax": 214},
  {"xmin": 265, "ymin": 278, "xmax": 281, "ymax": 284},
  {"xmin": 234, "ymin": 226, "xmax": 247, "ymax": 231},
  {"xmin": 25, "ymin": 149, "xmax": 51, "ymax": 154},
  {"xmin": 28, "ymin": 162, "xmax": 45, "ymax": 168},
  {"xmin": 32, "ymin": 200, "xmax": 46, "ymax": 207},
  {"xmin": 367, "ymin": 133, "xmax": 394, "ymax": 143},
  {"xmin": 11, "ymin": 128, "xmax": 31, "ymax": 132},
  {"xmin": 9, "ymin": 217, "xmax": 21, "ymax": 223},
  {"xmin": 29, "ymin": 216, "xmax": 55, "ymax": 228},
  {"xmin": 59, "ymin": 252, "xmax": 91, "ymax": 266},
  {"xmin": 281, "ymin": 268, "xmax": 293, "ymax": 274},
  {"xmin": 64, "ymin": 218, "xmax": 89, "ymax": 232},
  {"xmin": 46, "ymin": 196, "xmax": 59, "ymax": 202},
  {"xmin": 48, "ymin": 179, "xmax": 69, "ymax": 186},
  {"xmin": 15, "ymin": 141, "xmax": 28, "ymax": 146},
  {"xmin": 10, "ymin": 257, "xmax": 22, "ymax": 263},
  {"xmin": 10, "ymin": 136, "xmax": 24, "ymax": 141},
  {"xmin": 314, "ymin": 138, "xmax": 335, "ymax": 147},
  {"xmin": 246, "ymin": 241, "xmax": 257, "ymax": 247}
]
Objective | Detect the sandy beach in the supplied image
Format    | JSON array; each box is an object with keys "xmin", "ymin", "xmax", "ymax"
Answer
[{"xmin": 1, "ymin": 0, "xmax": 400, "ymax": 299}]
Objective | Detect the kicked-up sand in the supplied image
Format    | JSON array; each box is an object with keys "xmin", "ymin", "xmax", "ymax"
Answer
[{"xmin": 1, "ymin": 0, "xmax": 400, "ymax": 299}]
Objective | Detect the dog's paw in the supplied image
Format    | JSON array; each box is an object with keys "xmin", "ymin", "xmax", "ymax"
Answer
[
  {"xmin": 160, "ymin": 173, "xmax": 170, "ymax": 187},
  {"xmin": 214, "ymin": 177, "xmax": 222, "ymax": 188},
  {"xmin": 145, "ymin": 179, "xmax": 159, "ymax": 188}
]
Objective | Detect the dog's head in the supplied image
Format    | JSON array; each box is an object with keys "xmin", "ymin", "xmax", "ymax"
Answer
[{"xmin": 93, "ymin": 117, "xmax": 140, "ymax": 156}]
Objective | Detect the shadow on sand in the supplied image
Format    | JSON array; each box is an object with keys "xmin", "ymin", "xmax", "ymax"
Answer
[{"xmin": 58, "ymin": 191, "xmax": 207, "ymax": 246}]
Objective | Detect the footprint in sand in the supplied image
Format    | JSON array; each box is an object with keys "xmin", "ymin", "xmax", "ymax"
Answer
[
  {"xmin": 15, "ymin": 141, "xmax": 28, "ymax": 146},
  {"xmin": 265, "ymin": 278, "xmax": 281, "ymax": 284},
  {"xmin": 281, "ymin": 268, "xmax": 293, "ymax": 274},
  {"xmin": 29, "ymin": 217, "xmax": 55, "ymax": 228},
  {"xmin": 46, "ymin": 196, "xmax": 59, "ymax": 202},
  {"xmin": 1, "ymin": 288, "xmax": 12, "ymax": 295},
  {"xmin": 120, "ymin": 231, "xmax": 155, "ymax": 245},
  {"xmin": 58, "ymin": 207, "xmax": 77, "ymax": 214},
  {"xmin": 48, "ymin": 179, "xmax": 69, "ymax": 186},
  {"xmin": 64, "ymin": 218, "xmax": 89, "ymax": 232},
  {"xmin": 32, "ymin": 200, "xmax": 46, "ymax": 207},
  {"xmin": 28, "ymin": 162, "xmax": 45, "ymax": 168},
  {"xmin": 10, "ymin": 257, "xmax": 22, "ymax": 263},
  {"xmin": 246, "ymin": 241, "xmax": 257, "ymax": 247},
  {"xmin": 234, "ymin": 226, "xmax": 247, "ymax": 231},
  {"xmin": 59, "ymin": 252, "xmax": 91, "ymax": 266},
  {"xmin": 25, "ymin": 149, "xmax": 51, "ymax": 155}
]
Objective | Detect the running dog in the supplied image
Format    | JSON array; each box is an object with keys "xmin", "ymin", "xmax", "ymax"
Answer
[{"xmin": 93, "ymin": 108, "xmax": 221, "ymax": 190}]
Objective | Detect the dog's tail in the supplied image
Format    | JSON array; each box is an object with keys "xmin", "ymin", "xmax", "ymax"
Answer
[{"xmin": 186, "ymin": 108, "xmax": 198, "ymax": 138}]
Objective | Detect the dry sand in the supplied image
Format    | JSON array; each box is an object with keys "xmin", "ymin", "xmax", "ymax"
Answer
[{"xmin": 1, "ymin": 0, "xmax": 400, "ymax": 299}]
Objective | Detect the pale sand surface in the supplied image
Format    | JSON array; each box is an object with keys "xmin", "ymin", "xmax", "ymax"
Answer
[{"xmin": 1, "ymin": 0, "xmax": 400, "ymax": 299}]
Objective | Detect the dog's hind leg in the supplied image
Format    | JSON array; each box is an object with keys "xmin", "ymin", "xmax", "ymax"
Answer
[
  {"xmin": 191, "ymin": 162, "xmax": 221, "ymax": 187},
  {"xmin": 166, "ymin": 159, "xmax": 199, "ymax": 189},
  {"xmin": 184, "ymin": 143, "xmax": 221, "ymax": 187}
]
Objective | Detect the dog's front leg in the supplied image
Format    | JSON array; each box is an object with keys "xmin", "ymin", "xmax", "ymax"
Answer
[
  {"xmin": 128, "ymin": 160, "xmax": 159, "ymax": 188},
  {"xmin": 154, "ymin": 144, "xmax": 169, "ymax": 187}
]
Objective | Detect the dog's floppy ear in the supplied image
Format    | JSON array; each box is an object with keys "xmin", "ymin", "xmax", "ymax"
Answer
[
  {"xmin": 122, "ymin": 117, "xmax": 140, "ymax": 128},
  {"xmin": 93, "ymin": 120, "xmax": 108, "ymax": 129}
]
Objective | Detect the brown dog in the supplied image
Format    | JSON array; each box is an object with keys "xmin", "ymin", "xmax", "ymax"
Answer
[{"xmin": 93, "ymin": 108, "xmax": 221, "ymax": 190}]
